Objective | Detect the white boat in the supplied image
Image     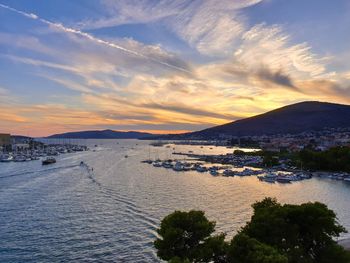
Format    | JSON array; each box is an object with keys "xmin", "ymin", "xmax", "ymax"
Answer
[
  {"xmin": 173, "ymin": 162, "xmax": 184, "ymax": 171},
  {"xmin": 0, "ymin": 155, "xmax": 13, "ymax": 162},
  {"xmin": 14, "ymin": 156, "xmax": 26, "ymax": 162},
  {"xmin": 162, "ymin": 162, "xmax": 173, "ymax": 169},
  {"xmin": 153, "ymin": 162, "xmax": 162, "ymax": 167},
  {"xmin": 262, "ymin": 173, "xmax": 277, "ymax": 183}
]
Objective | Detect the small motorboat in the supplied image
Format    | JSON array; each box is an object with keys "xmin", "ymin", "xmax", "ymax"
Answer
[
  {"xmin": 223, "ymin": 169, "xmax": 235, "ymax": 177},
  {"xmin": 196, "ymin": 166, "xmax": 207, "ymax": 173},
  {"xmin": 276, "ymin": 176, "xmax": 292, "ymax": 183},
  {"xmin": 153, "ymin": 162, "xmax": 162, "ymax": 167},
  {"xmin": 42, "ymin": 157, "xmax": 56, "ymax": 165},
  {"xmin": 173, "ymin": 162, "xmax": 184, "ymax": 171},
  {"xmin": 210, "ymin": 170, "xmax": 219, "ymax": 176}
]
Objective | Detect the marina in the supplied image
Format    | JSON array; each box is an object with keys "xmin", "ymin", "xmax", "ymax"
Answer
[
  {"xmin": 141, "ymin": 158, "xmax": 313, "ymax": 184},
  {"xmin": 0, "ymin": 143, "xmax": 88, "ymax": 164}
]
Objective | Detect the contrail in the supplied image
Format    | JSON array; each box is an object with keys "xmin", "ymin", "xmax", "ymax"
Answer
[{"xmin": 0, "ymin": 3, "xmax": 192, "ymax": 74}]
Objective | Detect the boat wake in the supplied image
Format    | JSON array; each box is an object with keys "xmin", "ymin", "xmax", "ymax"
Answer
[
  {"xmin": 79, "ymin": 162, "xmax": 160, "ymax": 248},
  {"xmin": 0, "ymin": 164, "xmax": 80, "ymax": 179}
]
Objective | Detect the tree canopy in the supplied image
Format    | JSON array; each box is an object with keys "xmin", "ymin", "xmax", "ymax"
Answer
[
  {"xmin": 154, "ymin": 210, "xmax": 216, "ymax": 262},
  {"xmin": 154, "ymin": 198, "xmax": 350, "ymax": 262}
]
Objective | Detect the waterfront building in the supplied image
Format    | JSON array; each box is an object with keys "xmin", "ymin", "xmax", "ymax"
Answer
[{"xmin": 12, "ymin": 143, "xmax": 30, "ymax": 152}]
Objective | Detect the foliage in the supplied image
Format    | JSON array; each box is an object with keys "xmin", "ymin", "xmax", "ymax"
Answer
[
  {"xmin": 154, "ymin": 210, "xmax": 216, "ymax": 262},
  {"xmin": 197, "ymin": 233, "xmax": 228, "ymax": 263},
  {"xmin": 262, "ymin": 153, "xmax": 280, "ymax": 167},
  {"xmin": 227, "ymin": 233, "xmax": 288, "ymax": 263},
  {"xmin": 296, "ymin": 146, "xmax": 350, "ymax": 172},
  {"xmin": 155, "ymin": 199, "xmax": 350, "ymax": 263},
  {"xmin": 242, "ymin": 198, "xmax": 348, "ymax": 263}
]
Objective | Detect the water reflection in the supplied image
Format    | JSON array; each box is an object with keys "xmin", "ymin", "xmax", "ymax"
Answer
[{"xmin": 0, "ymin": 139, "xmax": 349, "ymax": 262}]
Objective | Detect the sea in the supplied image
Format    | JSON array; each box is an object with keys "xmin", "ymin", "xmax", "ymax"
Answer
[{"xmin": 1, "ymin": 139, "xmax": 350, "ymax": 262}]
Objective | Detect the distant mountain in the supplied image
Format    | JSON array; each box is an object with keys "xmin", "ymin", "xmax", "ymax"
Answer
[
  {"xmin": 48, "ymin": 102, "xmax": 350, "ymax": 140},
  {"xmin": 47, "ymin": 129, "xmax": 155, "ymax": 139},
  {"xmin": 193, "ymin": 101, "xmax": 350, "ymax": 137},
  {"xmin": 156, "ymin": 101, "xmax": 350, "ymax": 139}
]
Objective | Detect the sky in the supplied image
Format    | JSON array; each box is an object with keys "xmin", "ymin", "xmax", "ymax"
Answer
[{"xmin": 0, "ymin": 0, "xmax": 350, "ymax": 137}]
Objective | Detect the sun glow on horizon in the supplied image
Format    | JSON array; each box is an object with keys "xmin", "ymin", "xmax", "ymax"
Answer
[{"xmin": 1, "ymin": 1, "xmax": 349, "ymax": 136}]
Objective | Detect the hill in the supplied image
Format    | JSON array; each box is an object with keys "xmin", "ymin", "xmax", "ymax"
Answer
[
  {"xmin": 157, "ymin": 101, "xmax": 350, "ymax": 139},
  {"xmin": 195, "ymin": 101, "xmax": 350, "ymax": 137},
  {"xmin": 48, "ymin": 129, "xmax": 155, "ymax": 139}
]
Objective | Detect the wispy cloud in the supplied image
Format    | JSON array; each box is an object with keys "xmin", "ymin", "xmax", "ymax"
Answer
[
  {"xmin": 1, "ymin": 1, "xmax": 350, "ymax": 136},
  {"xmin": 79, "ymin": 0, "xmax": 263, "ymax": 56},
  {"xmin": 0, "ymin": 3, "xmax": 192, "ymax": 74}
]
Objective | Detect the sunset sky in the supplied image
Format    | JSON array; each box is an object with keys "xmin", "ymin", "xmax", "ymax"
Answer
[{"xmin": 1, "ymin": 0, "xmax": 350, "ymax": 137}]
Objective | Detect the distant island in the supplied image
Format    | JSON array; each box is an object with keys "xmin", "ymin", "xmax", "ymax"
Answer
[
  {"xmin": 46, "ymin": 101, "xmax": 350, "ymax": 140},
  {"xmin": 47, "ymin": 129, "xmax": 156, "ymax": 139}
]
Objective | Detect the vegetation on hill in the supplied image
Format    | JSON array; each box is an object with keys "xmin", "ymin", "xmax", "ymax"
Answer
[
  {"xmin": 154, "ymin": 198, "xmax": 350, "ymax": 263},
  {"xmin": 234, "ymin": 146, "xmax": 350, "ymax": 172},
  {"xmin": 296, "ymin": 147, "xmax": 350, "ymax": 172},
  {"xmin": 48, "ymin": 129, "xmax": 154, "ymax": 139}
]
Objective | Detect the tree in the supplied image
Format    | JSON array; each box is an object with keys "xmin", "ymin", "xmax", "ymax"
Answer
[
  {"xmin": 197, "ymin": 233, "xmax": 229, "ymax": 263},
  {"xmin": 155, "ymin": 199, "xmax": 350, "ymax": 262},
  {"xmin": 227, "ymin": 233, "xmax": 288, "ymax": 263},
  {"xmin": 263, "ymin": 153, "xmax": 279, "ymax": 167},
  {"xmin": 241, "ymin": 198, "xmax": 349, "ymax": 263},
  {"xmin": 154, "ymin": 210, "xmax": 216, "ymax": 262}
]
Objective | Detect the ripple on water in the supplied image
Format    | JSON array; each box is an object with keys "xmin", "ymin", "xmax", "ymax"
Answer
[{"xmin": 1, "ymin": 139, "xmax": 350, "ymax": 262}]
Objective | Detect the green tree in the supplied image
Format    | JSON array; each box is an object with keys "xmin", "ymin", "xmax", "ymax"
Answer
[
  {"xmin": 197, "ymin": 233, "xmax": 228, "ymax": 263},
  {"xmin": 241, "ymin": 198, "xmax": 349, "ymax": 263},
  {"xmin": 155, "ymin": 199, "xmax": 350, "ymax": 263},
  {"xmin": 154, "ymin": 210, "xmax": 216, "ymax": 262},
  {"xmin": 227, "ymin": 233, "xmax": 288, "ymax": 263},
  {"xmin": 263, "ymin": 153, "xmax": 279, "ymax": 167}
]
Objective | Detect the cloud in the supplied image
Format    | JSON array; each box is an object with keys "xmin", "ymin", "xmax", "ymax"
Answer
[
  {"xmin": 78, "ymin": 0, "xmax": 263, "ymax": 56},
  {"xmin": 236, "ymin": 24, "xmax": 326, "ymax": 77},
  {"xmin": 297, "ymin": 79, "xmax": 350, "ymax": 102},
  {"xmin": 255, "ymin": 68, "xmax": 296, "ymax": 89},
  {"xmin": 0, "ymin": 3, "xmax": 192, "ymax": 74},
  {"xmin": 1, "ymin": 1, "xmax": 350, "ymax": 136}
]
